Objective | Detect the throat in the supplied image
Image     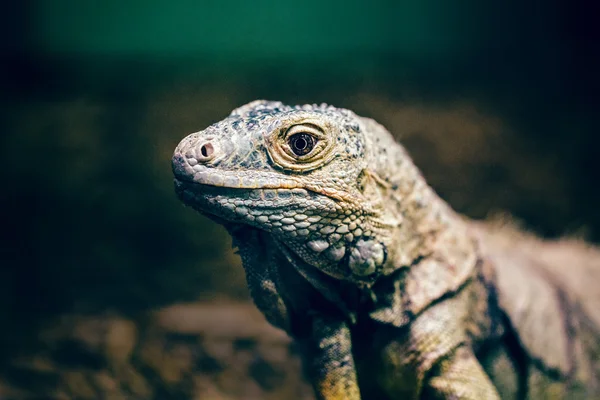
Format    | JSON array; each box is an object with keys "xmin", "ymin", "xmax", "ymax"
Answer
[{"xmin": 274, "ymin": 239, "xmax": 363, "ymax": 323}]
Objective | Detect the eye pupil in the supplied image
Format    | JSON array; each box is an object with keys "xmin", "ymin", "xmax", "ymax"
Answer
[
  {"xmin": 289, "ymin": 133, "xmax": 315, "ymax": 156},
  {"xmin": 295, "ymin": 137, "xmax": 307, "ymax": 150}
]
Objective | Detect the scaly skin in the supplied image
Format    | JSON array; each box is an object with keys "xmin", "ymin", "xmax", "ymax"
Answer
[{"xmin": 172, "ymin": 100, "xmax": 600, "ymax": 399}]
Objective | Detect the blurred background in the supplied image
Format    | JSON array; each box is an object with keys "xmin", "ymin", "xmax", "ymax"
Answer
[{"xmin": 1, "ymin": 1, "xmax": 598, "ymax": 398}]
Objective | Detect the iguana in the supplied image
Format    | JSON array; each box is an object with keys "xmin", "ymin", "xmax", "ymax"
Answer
[{"xmin": 171, "ymin": 100, "xmax": 600, "ymax": 399}]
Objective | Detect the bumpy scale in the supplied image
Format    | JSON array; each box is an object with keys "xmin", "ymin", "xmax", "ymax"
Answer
[{"xmin": 172, "ymin": 100, "xmax": 600, "ymax": 399}]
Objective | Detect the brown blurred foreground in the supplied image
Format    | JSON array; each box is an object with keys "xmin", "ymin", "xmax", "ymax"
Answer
[{"xmin": 0, "ymin": 302, "xmax": 312, "ymax": 399}]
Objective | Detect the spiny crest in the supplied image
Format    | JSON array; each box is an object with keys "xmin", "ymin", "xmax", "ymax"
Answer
[{"xmin": 230, "ymin": 100, "xmax": 351, "ymax": 120}]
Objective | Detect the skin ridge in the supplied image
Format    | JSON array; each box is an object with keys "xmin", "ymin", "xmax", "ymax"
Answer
[
  {"xmin": 479, "ymin": 252, "xmax": 570, "ymax": 393},
  {"xmin": 172, "ymin": 100, "xmax": 600, "ymax": 399},
  {"xmin": 500, "ymin": 312, "xmax": 530, "ymax": 400}
]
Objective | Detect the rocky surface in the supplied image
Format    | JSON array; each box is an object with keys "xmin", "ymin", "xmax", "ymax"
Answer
[{"xmin": 0, "ymin": 302, "xmax": 312, "ymax": 400}]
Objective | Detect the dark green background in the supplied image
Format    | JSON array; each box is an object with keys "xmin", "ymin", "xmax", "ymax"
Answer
[{"xmin": 1, "ymin": 0, "xmax": 598, "ymax": 362}]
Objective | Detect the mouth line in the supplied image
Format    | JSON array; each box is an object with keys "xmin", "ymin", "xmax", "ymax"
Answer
[
  {"xmin": 173, "ymin": 167, "xmax": 357, "ymax": 204},
  {"xmin": 174, "ymin": 177, "xmax": 310, "ymax": 196},
  {"xmin": 174, "ymin": 178, "xmax": 329, "ymax": 213},
  {"xmin": 174, "ymin": 176, "xmax": 306, "ymax": 192}
]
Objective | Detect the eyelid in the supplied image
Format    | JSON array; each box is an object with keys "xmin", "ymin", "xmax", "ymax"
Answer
[{"xmin": 284, "ymin": 123, "xmax": 325, "ymax": 139}]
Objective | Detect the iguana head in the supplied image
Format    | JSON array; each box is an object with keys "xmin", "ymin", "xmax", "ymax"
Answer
[{"xmin": 172, "ymin": 100, "xmax": 406, "ymax": 283}]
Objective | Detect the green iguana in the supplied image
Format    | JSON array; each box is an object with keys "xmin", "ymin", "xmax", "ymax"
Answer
[{"xmin": 171, "ymin": 100, "xmax": 600, "ymax": 399}]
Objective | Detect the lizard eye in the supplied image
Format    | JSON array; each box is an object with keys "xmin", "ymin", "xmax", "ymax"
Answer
[
  {"xmin": 288, "ymin": 133, "xmax": 316, "ymax": 156},
  {"xmin": 267, "ymin": 121, "xmax": 337, "ymax": 172},
  {"xmin": 282, "ymin": 123, "xmax": 324, "ymax": 160}
]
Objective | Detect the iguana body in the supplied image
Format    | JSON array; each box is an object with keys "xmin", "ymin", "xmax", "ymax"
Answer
[{"xmin": 172, "ymin": 100, "xmax": 600, "ymax": 399}]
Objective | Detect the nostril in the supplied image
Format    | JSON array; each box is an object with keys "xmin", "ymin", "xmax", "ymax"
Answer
[
  {"xmin": 200, "ymin": 143, "xmax": 213, "ymax": 157},
  {"xmin": 198, "ymin": 142, "xmax": 215, "ymax": 161}
]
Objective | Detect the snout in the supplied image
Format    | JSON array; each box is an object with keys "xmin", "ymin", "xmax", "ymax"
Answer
[{"xmin": 172, "ymin": 132, "xmax": 221, "ymax": 181}]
